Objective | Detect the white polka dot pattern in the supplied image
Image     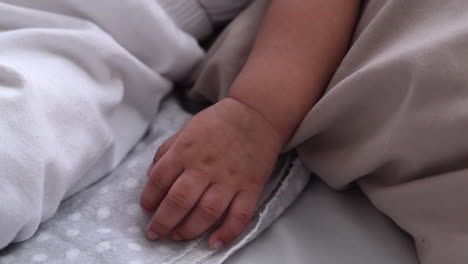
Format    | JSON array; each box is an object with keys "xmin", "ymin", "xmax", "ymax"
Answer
[
  {"xmin": 0, "ymin": 99, "xmax": 308, "ymax": 264},
  {"xmin": 125, "ymin": 178, "xmax": 139, "ymax": 189},
  {"xmin": 32, "ymin": 254, "xmax": 48, "ymax": 262},
  {"xmin": 66, "ymin": 229, "xmax": 80, "ymax": 237},
  {"xmin": 127, "ymin": 225, "xmax": 141, "ymax": 234},
  {"xmin": 126, "ymin": 204, "xmax": 140, "ymax": 216},
  {"xmin": 97, "ymin": 228, "xmax": 112, "ymax": 234},
  {"xmin": 96, "ymin": 207, "xmax": 111, "ymax": 219},
  {"xmin": 127, "ymin": 242, "xmax": 142, "ymax": 251},
  {"xmin": 95, "ymin": 241, "xmax": 111, "ymax": 252},
  {"xmin": 68, "ymin": 213, "xmax": 81, "ymax": 221},
  {"xmin": 66, "ymin": 248, "xmax": 80, "ymax": 260},
  {"xmin": 35, "ymin": 233, "xmax": 50, "ymax": 242}
]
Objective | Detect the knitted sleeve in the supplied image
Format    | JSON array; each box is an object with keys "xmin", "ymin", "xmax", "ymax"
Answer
[{"xmin": 157, "ymin": 0, "xmax": 252, "ymax": 40}]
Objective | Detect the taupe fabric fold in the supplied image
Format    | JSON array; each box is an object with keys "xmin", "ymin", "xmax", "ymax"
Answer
[
  {"xmin": 187, "ymin": 0, "xmax": 269, "ymax": 102},
  {"xmin": 188, "ymin": 0, "xmax": 468, "ymax": 263}
]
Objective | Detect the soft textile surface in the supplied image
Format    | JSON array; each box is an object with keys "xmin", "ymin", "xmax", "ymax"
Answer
[
  {"xmin": 0, "ymin": 1, "xmax": 308, "ymax": 262},
  {"xmin": 187, "ymin": 0, "xmax": 468, "ymax": 263},
  {"xmin": 0, "ymin": 97, "xmax": 310, "ymax": 264},
  {"xmin": 227, "ymin": 181, "xmax": 419, "ymax": 264},
  {"xmin": 157, "ymin": 0, "xmax": 253, "ymax": 39},
  {"xmin": 0, "ymin": 0, "xmax": 203, "ymax": 248}
]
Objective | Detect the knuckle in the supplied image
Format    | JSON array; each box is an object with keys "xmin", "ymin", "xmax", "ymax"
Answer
[
  {"xmin": 166, "ymin": 191, "xmax": 191, "ymax": 210},
  {"xmin": 179, "ymin": 139, "xmax": 194, "ymax": 150},
  {"xmin": 220, "ymin": 228, "xmax": 240, "ymax": 244},
  {"xmin": 175, "ymin": 228, "xmax": 196, "ymax": 240},
  {"xmin": 197, "ymin": 203, "xmax": 222, "ymax": 223},
  {"xmin": 150, "ymin": 219, "xmax": 172, "ymax": 234},
  {"xmin": 148, "ymin": 171, "xmax": 168, "ymax": 190},
  {"xmin": 232, "ymin": 210, "xmax": 252, "ymax": 227},
  {"xmin": 179, "ymin": 175, "xmax": 198, "ymax": 188}
]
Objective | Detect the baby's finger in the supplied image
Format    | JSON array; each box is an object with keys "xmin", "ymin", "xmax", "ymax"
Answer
[
  {"xmin": 147, "ymin": 133, "xmax": 179, "ymax": 176},
  {"xmin": 146, "ymin": 172, "xmax": 209, "ymax": 240},
  {"xmin": 140, "ymin": 152, "xmax": 183, "ymax": 213},
  {"xmin": 172, "ymin": 184, "xmax": 235, "ymax": 241},
  {"xmin": 208, "ymin": 192, "xmax": 257, "ymax": 249}
]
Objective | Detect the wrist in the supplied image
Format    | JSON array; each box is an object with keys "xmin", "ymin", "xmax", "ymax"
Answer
[
  {"xmin": 220, "ymin": 97, "xmax": 289, "ymax": 148},
  {"xmin": 227, "ymin": 88, "xmax": 300, "ymax": 142}
]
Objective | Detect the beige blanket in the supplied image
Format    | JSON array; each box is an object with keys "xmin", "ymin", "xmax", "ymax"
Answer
[{"xmin": 187, "ymin": 0, "xmax": 468, "ymax": 263}]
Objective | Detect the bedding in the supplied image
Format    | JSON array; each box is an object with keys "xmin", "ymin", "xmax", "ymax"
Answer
[
  {"xmin": 187, "ymin": 0, "xmax": 468, "ymax": 263},
  {"xmin": 0, "ymin": 97, "xmax": 310, "ymax": 264},
  {"xmin": 227, "ymin": 180, "xmax": 420, "ymax": 264},
  {"xmin": 0, "ymin": 1, "xmax": 310, "ymax": 263},
  {"xmin": 0, "ymin": 0, "xmax": 203, "ymax": 248},
  {"xmin": 3, "ymin": 0, "xmax": 467, "ymax": 262}
]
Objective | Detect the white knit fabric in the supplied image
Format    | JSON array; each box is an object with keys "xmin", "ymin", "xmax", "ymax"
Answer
[
  {"xmin": 0, "ymin": 0, "xmax": 203, "ymax": 249},
  {"xmin": 157, "ymin": 0, "xmax": 252, "ymax": 40},
  {"xmin": 157, "ymin": 0, "xmax": 213, "ymax": 40},
  {"xmin": 198, "ymin": 0, "xmax": 253, "ymax": 23}
]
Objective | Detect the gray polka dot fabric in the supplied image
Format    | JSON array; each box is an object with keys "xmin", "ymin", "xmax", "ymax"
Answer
[{"xmin": 0, "ymin": 97, "xmax": 310, "ymax": 264}]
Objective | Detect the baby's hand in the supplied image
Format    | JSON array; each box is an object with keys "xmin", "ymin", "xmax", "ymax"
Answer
[{"xmin": 140, "ymin": 98, "xmax": 283, "ymax": 249}]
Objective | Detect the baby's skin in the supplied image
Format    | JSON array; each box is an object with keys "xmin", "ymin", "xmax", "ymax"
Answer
[{"xmin": 140, "ymin": 0, "xmax": 361, "ymax": 249}]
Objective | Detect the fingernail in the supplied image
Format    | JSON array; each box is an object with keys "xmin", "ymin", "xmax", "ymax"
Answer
[
  {"xmin": 211, "ymin": 240, "xmax": 224, "ymax": 250},
  {"xmin": 147, "ymin": 231, "xmax": 159, "ymax": 241},
  {"xmin": 172, "ymin": 233, "xmax": 182, "ymax": 241}
]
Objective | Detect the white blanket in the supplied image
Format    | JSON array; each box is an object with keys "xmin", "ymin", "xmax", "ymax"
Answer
[
  {"xmin": 0, "ymin": 97, "xmax": 310, "ymax": 264},
  {"xmin": 0, "ymin": 0, "xmax": 203, "ymax": 248}
]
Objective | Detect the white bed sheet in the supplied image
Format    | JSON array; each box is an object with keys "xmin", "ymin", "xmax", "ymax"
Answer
[
  {"xmin": 228, "ymin": 181, "xmax": 421, "ymax": 264},
  {"xmin": 0, "ymin": 97, "xmax": 310, "ymax": 264}
]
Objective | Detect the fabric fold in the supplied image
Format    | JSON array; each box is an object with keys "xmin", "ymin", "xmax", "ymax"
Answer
[
  {"xmin": 186, "ymin": 0, "xmax": 468, "ymax": 263},
  {"xmin": 0, "ymin": 0, "xmax": 203, "ymax": 248}
]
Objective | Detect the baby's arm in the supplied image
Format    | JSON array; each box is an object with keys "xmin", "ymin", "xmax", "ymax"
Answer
[
  {"xmin": 229, "ymin": 0, "xmax": 361, "ymax": 144},
  {"xmin": 140, "ymin": 0, "xmax": 361, "ymax": 249}
]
